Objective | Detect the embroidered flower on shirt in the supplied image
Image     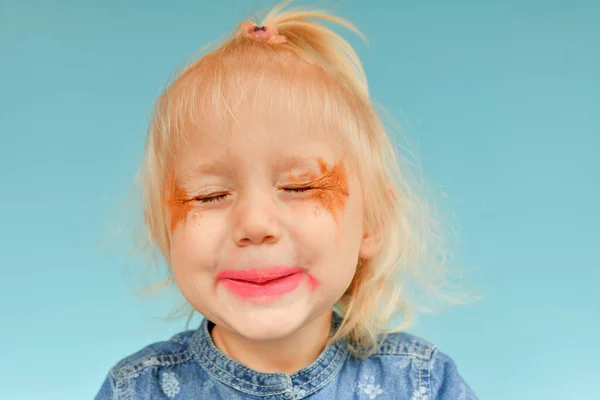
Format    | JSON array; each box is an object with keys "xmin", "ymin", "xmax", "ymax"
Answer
[
  {"xmin": 395, "ymin": 357, "xmax": 411, "ymax": 369},
  {"xmin": 290, "ymin": 385, "xmax": 307, "ymax": 399},
  {"xmin": 411, "ymin": 386, "xmax": 429, "ymax": 400},
  {"xmin": 353, "ymin": 375, "xmax": 384, "ymax": 399},
  {"xmin": 160, "ymin": 371, "xmax": 181, "ymax": 398}
]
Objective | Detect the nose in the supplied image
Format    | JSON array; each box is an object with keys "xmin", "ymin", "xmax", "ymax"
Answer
[{"xmin": 231, "ymin": 191, "xmax": 281, "ymax": 246}]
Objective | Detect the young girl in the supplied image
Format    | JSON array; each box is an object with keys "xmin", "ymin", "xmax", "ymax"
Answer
[{"xmin": 96, "ymin": 1, "xmax": 478, "ymax": 398}]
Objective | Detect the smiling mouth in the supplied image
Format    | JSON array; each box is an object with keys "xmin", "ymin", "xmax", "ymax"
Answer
[
  {"xmin": 217, "ymin": 266, "xmax": 305, "ymax": 301},
  {"xmin": 216, "ymin": 266, "xmax": 304, "ymax": 283},
  {"xmin": 228, "ymin": 273, "xmax": 298, "ymax": 286}
]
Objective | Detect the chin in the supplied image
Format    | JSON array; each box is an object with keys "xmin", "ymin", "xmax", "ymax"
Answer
[{"xmin": 223, "ymin": 302, "xmax": 310, "ymax": 341}]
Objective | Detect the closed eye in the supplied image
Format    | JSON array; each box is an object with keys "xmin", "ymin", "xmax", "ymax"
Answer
[
  {"xmin": 193, "ymin": 194, "xmax": 227, "ymax": 204},
  {"xmin": 193, "ymin": 187, "xmax": 314, "ymax": 204},
  {"xmin": 284, "ymin": 187, "xmax": 314, "ymax": 193}
]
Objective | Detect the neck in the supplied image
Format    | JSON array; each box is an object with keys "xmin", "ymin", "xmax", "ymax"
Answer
[{"xmin": 210, "ymin": 310, "xmax": 333, "ymax": 374}]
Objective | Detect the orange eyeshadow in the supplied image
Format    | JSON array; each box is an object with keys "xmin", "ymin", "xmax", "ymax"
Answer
[
  {"xmin": 165, "ymin": 171, "xmax": 193, "ymax": 233},
  {"xmin": 288, "ymin": 156, "xmax": 350, "ymax": 226},
  {"xmin": 165, "ymin": 156, "xmax": 350, "ymax": 232}
]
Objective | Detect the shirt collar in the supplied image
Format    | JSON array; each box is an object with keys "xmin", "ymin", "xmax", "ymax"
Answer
[{"xmin": 190, "ymin": 311, "xmax": 349, "ymax": 397}]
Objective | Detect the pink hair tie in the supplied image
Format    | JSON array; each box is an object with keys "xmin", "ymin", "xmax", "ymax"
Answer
[{"xmin": 238, "ymin": 22, "xmax": 286, "ymax": 44}]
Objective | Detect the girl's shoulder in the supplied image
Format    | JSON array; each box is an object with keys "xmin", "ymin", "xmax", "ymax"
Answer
[
  {"xmin": 348, "ymin": 331, "xmax": 478, "ymax": 399},
  {"xmin": 374, "ymin": 330, "xmax": 437, "ymax": 359},
  {"xmin": 107, "ymin": 328, "xmax": 198, "ymax": 383},
  {"xmin": 375, "ymin": 329, "xmax": 471, "ymax": 377},
  {"xmin": 95, "ymin": 328, "xmax": 206, "ymax": 399}
]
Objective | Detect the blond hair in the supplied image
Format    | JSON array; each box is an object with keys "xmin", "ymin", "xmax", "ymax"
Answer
[{"xmin": 117, "ymin": 0, "xmax": 478, "ymax": 359}]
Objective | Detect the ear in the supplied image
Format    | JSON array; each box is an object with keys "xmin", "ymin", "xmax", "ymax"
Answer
[
  {"xmin": 358, "ymin": 186, "xmax": 396, "ymax": 260},
  {"xmin": 358, "ymin": 228, "xmax": 383, "ymax": 260}
]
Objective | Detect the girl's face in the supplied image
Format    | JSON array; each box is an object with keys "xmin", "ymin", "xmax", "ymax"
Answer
[{"xmin": 167, "ymin": 106, "xmax": 379, "ymax": 341}]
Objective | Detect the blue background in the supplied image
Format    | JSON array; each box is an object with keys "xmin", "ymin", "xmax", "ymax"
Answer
[{"xmin": 1, "ymin": 0, "xmax": 598, "ymax": 398}]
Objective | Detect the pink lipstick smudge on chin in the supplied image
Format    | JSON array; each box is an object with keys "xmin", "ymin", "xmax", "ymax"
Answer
[{"xmin": 308, "ymin": 274, "xmax": 320, "ymax": 292}]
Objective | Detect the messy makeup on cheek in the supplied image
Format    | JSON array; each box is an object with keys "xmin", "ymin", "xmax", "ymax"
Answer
[
  {"xmin": 163, "ymin": 174, "xmax": 225, "ymax": 233},
  {"xmin": 287, "ymin": 155, "xmax": 350, "ymax": 226}
]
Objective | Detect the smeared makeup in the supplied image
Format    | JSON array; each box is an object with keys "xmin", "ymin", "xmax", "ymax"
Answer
[
  {"xmin": 165, "ymin": 171, "xmax": 192, "ymax": 232},
  {"xmin": 287, "ymin": 155, "xmax": 350, "ymax": 226},
  {"xmin": 308, "ymin": 274, "xmax": 321, "ymax": 292}
]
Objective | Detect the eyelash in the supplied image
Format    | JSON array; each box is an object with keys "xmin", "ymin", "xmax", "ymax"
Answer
[{"xmin": 193, "ymin": 187, "xmax": 314, "ymax": 204}]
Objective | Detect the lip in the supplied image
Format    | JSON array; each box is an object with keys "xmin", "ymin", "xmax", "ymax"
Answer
[
  {"xmin": 217, "ymin": 266, "xmax": 304, "ymax": 283},
  {"xmin": 217, "ymin": 265, "xmax": 305, "ymax": 301}
]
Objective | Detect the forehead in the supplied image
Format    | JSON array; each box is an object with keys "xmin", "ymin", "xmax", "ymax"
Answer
[
  {"xmin": 165, "ymin": 44, "xmax": 357, "ymax": 172},
  {"xmin": 174, "ymin": 105, "xmax": 344, "ymax": 177},
  {"xmin": 183, "ymin": 98, "xmax": 345, "ymax": 147}
]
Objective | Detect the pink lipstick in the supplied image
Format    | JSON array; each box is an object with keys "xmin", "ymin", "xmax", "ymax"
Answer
[{"xmin": 217, "ymin": 266, "xmax": 305, "ymax": 301}]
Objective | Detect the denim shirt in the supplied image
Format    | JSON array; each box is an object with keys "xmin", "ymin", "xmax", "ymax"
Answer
[{"xmin": 95, "ymin": 313, "xmax": 478, "ymax": 399}]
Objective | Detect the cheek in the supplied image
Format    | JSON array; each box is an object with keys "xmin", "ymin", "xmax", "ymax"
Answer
[
  {"xmin": 311, "ymin": 190, "xmax": 364, "ymax": 287},
  {"xmin": 190, "ymin": 210, "xmax": 203, "ymax": 224},
  {"xmin": 292, "ymin": 197, "xmax": 360, "ymax": 256},
  {"xmin": 290, "ymin": 203, "xmax": 336, "ymax": 240},
  {"xmin": 313, "ymin": 255, "xmax": 358, "ymax": 299},
  {"xmin": 313, "ymin": 205, "xmax": 322, "ymax": 217},
  {"xmin": 170, "ymin": 213, "xmax": 219, "ymax": 271}
]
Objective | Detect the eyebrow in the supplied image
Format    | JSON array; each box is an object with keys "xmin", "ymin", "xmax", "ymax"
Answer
[
  {"xmin": 277, "ymin": 155, "xmax": 320, "ymax": 170},
  {"xmin": 191, "ymin": 159, "xmax": 231, "ymax": 175},
  {"xmin": 188, "ymin": 154, "xmax": 320, "ymax": 176}
]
